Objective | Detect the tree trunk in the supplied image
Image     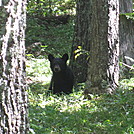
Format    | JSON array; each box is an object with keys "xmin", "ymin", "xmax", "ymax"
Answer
[
  {"xmin": 119, "ymin": 0, "xmax": 134, "ymax": 73},
  {"xmin": 119, "ymin": 0, "xmax": 133, "ymax": 13},
  {"xmin": 0, "ymin": 0, "xmax": 28, "ymax": 133},
  {"xmin": 85, "ymin": 0, "xmax": 119, "ymax": 95},
  {"xmin": 120, "ymin": 15, "xmax": 134, "ymax": 64},
  {"xmin": 70, "ymin": 0, "xmax": 92, "ymax": 83},
  {"xmin": 119, "ymin": 15, "xmax": 134, "ymax": 76},
  {"xmin": 70, "ymin": 0, "xmax": 133, "ymax": 84}
]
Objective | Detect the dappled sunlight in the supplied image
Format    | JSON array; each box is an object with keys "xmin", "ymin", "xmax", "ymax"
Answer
[
  {"xmin": 26, "ymin": 58, "xmax": 52, "ymax": 84},
  {"xmin": 120, "ymin": 78, "xmax": 134, "ymax": 90},
  {"xmin": 39, "ymin": 93, "xmax": 92, "ymax": 113},
  {"xmin": 29, "ymin": 89, "xmax": 134, "ymax": 133}
]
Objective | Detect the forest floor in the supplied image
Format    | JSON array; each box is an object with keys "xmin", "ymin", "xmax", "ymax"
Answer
[{"xmin": 26, "ymin": 19, "xmax": 134, "ymax": 134}]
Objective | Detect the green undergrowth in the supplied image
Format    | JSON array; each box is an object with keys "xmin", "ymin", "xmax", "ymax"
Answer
[
  {"xmin": 28, "ymin": 87, "xmax": 134, "ymax": 134},
  {"xmin": 26, "ymin": 18, "xmax": 74, "ymax": 57},
  {"xmin": 27, "ymin": 57, "xmax": 134, "ymax": 134}
]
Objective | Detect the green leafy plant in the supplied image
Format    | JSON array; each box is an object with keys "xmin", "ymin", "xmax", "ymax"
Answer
[
  {"xmin": 27, "ymin": 0, "xmax": 76, "ymax": 16},
  {"xmin": 27, "ymin": 57, "xmax": 134, "ymax": 134}
]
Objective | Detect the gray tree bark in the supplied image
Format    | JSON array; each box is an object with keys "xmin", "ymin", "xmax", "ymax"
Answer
[
  {"xmin": 120, "ymin": 15, "xmax": 134, "ymax": 66},
  {"xmin": 119, "ymin": 0, "xmax": 133, "ymax": 13},
  {"xmin": 85, "ymin": 0, "xmax": 119, "ymax": 95},
  {"xmin": 70, "ymin": 0, "xmax": 92, "ymax": 83},
  {"xmin": 119, "ymin": 0, "xmax": 134, "ymax": 70},
  {"xmin": 0, "ymin": 0, "xmax": 28, "ymax": 133}
]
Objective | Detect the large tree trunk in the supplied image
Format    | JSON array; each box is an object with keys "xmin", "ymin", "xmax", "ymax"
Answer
[
  {"xmin": 0, "ymin": 0, "xmax": 28, "ymax": 133},
  {"xmin": 70, "ymin": 0, "xmax": 133, "ymax": 85},
  {"xmin": 85, "ymin": 0, "xmax": 119, "ymax": 95},
  {"xmin": 70, "ymin": 0, "xmax": 92, "ymax": 83}
]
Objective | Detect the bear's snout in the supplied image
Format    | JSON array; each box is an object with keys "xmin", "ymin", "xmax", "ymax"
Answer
[{"xmin": 54, "ymin": 65, "xmax": 61, "ymax": 72}]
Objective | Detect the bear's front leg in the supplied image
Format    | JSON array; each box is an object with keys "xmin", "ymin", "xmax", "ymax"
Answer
[{"xmin": 49, "ymin": 76, "xmax": 54, "ymax": 90}]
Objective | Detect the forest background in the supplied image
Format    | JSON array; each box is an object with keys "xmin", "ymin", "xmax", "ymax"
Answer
[{"xmin": 26, "ymin": 0, "xmax": 134, "ymax": 133}]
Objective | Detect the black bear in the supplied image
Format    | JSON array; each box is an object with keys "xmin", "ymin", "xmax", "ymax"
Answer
[{"xmin": 48, "ymin": 53, "xmax": 74, "ymax": 94}]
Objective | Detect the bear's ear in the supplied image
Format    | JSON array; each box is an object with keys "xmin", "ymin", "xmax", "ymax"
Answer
[
  {"xmin": 48, "ymin": 54, "xmax": 54, "ymax": 62},
  {"xmin": 62, "ymin": 53, "xmax": 68, "ymax": 62}
]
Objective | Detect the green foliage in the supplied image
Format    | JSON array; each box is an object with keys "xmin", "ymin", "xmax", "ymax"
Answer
[
  {"xmin": 120, "ymin": 13, "xmax": 134, "ymax": 20},
  {"xmin": 26, "ymin": 17, "xmax": 74, "ymax": 57},
  {"xmin": 28, "ymin": 87, "xmax": 134, "ymax": 134},
  {"xmin": 26, "ymin": 0, "xmax": 75, "ymax": 57},
  {"xmin": 27, "ymin": 0, "xmax": 76, "ymax": 16},
  {"xmin": 120, "ymin": 78, "xmax": 134, "ymax": 90},
  {"xmin": 26, "ymin": 57, "xmax": 51, "ymax": 85},
  {"xmin": 27, "ymin": 58, "xmax": 134, "ymax": 134}
]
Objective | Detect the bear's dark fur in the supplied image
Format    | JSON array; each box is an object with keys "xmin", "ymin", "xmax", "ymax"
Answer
[{"xmin": 48, "ymin": 53, "xmax": 74, "ymax": 94}]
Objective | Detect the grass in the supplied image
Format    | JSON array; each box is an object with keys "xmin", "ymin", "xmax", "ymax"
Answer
[
  {"xmin": 28, "ymin": 88, "xmax": 134, "ymax": 134},
  {"xmin": 27, "ymin": 57, "xmax": 134, "ymax": 134}
]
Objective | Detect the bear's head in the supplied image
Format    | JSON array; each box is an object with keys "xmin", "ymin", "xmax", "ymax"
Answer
[{"xmin": 48, "ymin": 54, "xmax": 68, "ymax": 73}]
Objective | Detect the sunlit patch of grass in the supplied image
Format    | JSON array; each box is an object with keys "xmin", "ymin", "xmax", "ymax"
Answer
[
  {"xmin": 29, "ymin": 87, "xmax": 134, "ymax": 134},
  {"xmin": 120, "ymin": 77, "xmax": 134, "ymax": 90},
  {"xmin": 26, "ymin": 57, "xmax": 51, "ymax": 84}
]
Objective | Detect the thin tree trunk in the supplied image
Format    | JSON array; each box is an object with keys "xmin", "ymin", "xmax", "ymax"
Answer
[
  {"xmin": 0, "ymin": 0, "xmax": 28, "ymax": 133},
  {"xmin": 119, "ymin": 15, "xmax": 134, "ymax": 76},
  {"xmin": 85, "ymin": 0, "xmax": 119, "ymax": 95},
  {"xmin": 119, "ymin": 0, "xmax": 134, "ymax": 72},
  {"xmin": 120, "ymin": 15, "xmax": 134, "ymax": 62}
]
